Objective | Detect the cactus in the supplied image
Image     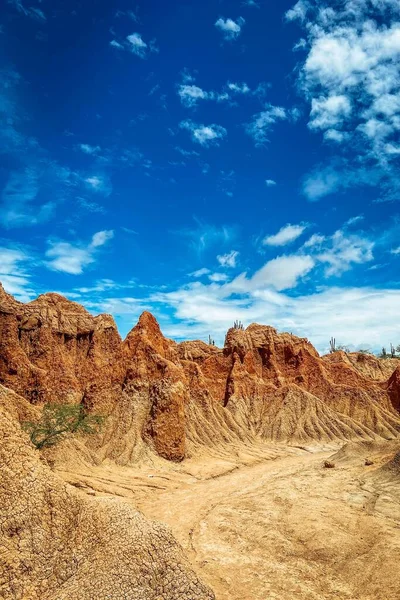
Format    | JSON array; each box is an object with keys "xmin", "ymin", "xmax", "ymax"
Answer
[
  {"xmin": 208, "ymin": 335, "xmax": 215, "ymax": 346},
  {"xmin": 329, "ymin": 337, "xmax": 336, "ymax": 353},
  {"xmin": 233, "ymin": 320, "xmax": 244, "ymax": 330},
  {"xmin": 390, "ymin": 343, "xmax": 396, "ymax": 358}
]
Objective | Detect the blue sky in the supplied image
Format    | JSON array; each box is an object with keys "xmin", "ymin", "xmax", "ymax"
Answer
[{"xmin": 1, "ymin": 0, "xmax": 400, "ymax": 352}]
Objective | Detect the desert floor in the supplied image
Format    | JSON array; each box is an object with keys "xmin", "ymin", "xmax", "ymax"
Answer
[{"xmin": 59, "ymin": 442, "xmax": 400, "ymax": 600}]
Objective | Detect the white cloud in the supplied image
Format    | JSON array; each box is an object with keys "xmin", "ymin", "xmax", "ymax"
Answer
[
  {"xmin": 285, "ymin": 1, "xmax": 310, "ymax": 23},
  {"xmin": 209, "ymin": 273, "xmax": 229, "ymax": 283},
  {"xmin": 0, "ymin": 245, "xmax": 34, "ymax": 301},
  {"xmin": 74, "ymin": 278, "xmax": 121, "ymax": 294},
  {"xmin": 250, "ymin": 255, "xmax": 315, "ymax": 291},
  {"xmin": 227, "ymin": 81, "xmax": 250, "ymax": 94},
  {"xmin": 126, "ymin": 32, "xmax": 148, "ymax": 57},
  {"xmin": 265, "ymin": 179, "xmax": 277, "ymax": 187},
  {"xmin": 288, "ymin": 0, "xmax": 400, "ymax": 199},
  {"xmin": 45, "ymin": 230, "xmax": 114, "ymax": 275},
  {"xmin": 215, "ymin": 16, "xmax": 245, "ymax": 40},
  {"xmin": 309, "ymin": 95, "xmax": 352, "ymax": 131},
  {"xmin": 264, "ymin": 223, "xmax": 307, "ymax": 246},
  {"xmin": 391, "ymin": 246, "xmax": 400, "ymax": 255},
  {"xmin": 79, "ymin": 143, "xmax": 100, "ymax": 154},
  {"xmin": 301, "ymin": 227, "xmax": 374, "ymax": 275},
  {"xmin": 346, "ymin": 215, "xmax": 364, "ymax": 226},
  {"xmin": 162, "ymin": 284, "xmax": 400, "ymax": 352},
  {"xmin": 303, "ymin": 233, "xmax": 325, "ymax": 248},
  {"xmin": 0, "ymin": 164, "xmax": 73, "ymax": 228},
  {"xmin": 217, "ymin": 250, "xmax": 239, "ymax": 268},
  {"xmin": 84, "ymin": 174, "xmax": 112, "ymax": 196},
  {"xmin": 315, "ymin": 229, "xmax": 374, "ymax": 276},
  {"xmin": 110, "ymin": 32, "xmax": 158, "ymax": 58},
  {"xmin": 150, "ymin": 276, "xmax": 400, "ymax": 353},
  {"xmin": 115, "ymin": 9, "xmax": 139, "ymax": 22},
  {"xmin": 178, "ymin": 84, "xmax": 210, "ymax": 108},
  {"xmin": 302, "ymin": 163, "xmax": 381, "ymax": 201},
  {"xmin": 180, "ymin": 120, "xmax": 227, "ymax": 147},
  {"xmin": 91, "ymin": 230, "xmax": 114, "ymax": 248},
  {"xmin": 190, "ymin": 268, "xmax": 211, "ymax": 277},
  {"xmin": 180, "ymin": 220, "xmax": 236, "ymax": 254},
  {"xmin": 110, "ymin": 40, "xmax": 124, "ymax": 49},
  {"xmin": 176, "ymin": 73, "xmax": 267, "ymax": 108},
  {"xmin": 9, "ymin": 0, "xmax": 46, "ymax": 21},
  {"xmin": 246, "ymin": 104, "xmax": 288, "ymax": 145}
]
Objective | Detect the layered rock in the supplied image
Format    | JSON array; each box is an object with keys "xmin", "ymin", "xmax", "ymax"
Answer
[
  {"xmin": 1, "ymin": 283, "xmax": 400, "ymax": 462},
  {"xmin": 122, "ymin": 311, "xmax": 187, "ymax": 461},
  {"xmin": 0, "ymin": 285, "xmax": 124, "ymax": 408}
]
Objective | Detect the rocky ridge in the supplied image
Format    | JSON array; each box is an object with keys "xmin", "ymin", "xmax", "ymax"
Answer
[{"xmin": 1, "ymin": 283, "xmax": 400, "ymax": 463}]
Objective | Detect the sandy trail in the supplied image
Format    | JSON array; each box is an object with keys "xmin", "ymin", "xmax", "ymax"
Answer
[{"xmin": 59, "ymin": 445, "xmax": 400, "ymax": 600}]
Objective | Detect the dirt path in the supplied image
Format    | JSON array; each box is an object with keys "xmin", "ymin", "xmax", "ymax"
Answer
[{"xmin": 59, "ymin": 447, "xmax": 400, "ymax": 600}]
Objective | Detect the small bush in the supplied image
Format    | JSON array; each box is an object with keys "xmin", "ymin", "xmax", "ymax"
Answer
[
  {"xmin": 323, "ymin": 460, "xmax": 335, "ymax": 469},
  {"xmin": 22, "ymin": 403, "xmax": 105, "ymax": 450},
  {"xmin": 365, "ymin": 458, "xmax": 374, "ymax": 466}
]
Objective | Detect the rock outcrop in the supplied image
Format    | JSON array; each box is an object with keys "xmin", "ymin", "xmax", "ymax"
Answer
[
  {"xmin": 1, "ymin": 283, "xmax": 400, "ymax": 463},
  {"xmin": 0, "ymin": 385, "xmax": 215, "ymax": 600}
]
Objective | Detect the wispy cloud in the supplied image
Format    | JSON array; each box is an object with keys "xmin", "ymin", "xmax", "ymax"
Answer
[
  {"xmin": 179, "ymin": 219, "xmax": 236, "ymax": 254},
  {"xmin": 127, "ymin": 33, "xmax": 149, "ymax": 58},
  {"xmin": 79, "ymin": 143, "xmax": 101, "ymax": 155},
  {"xmin": 215, "ymin": 16, "xmax": 245, "ymax": 41},
  {"xmin": 305, "ymin": 229, "xmax": 374, "ymax": 276},
  {"xmin": 178, "ymin": 84, "xmax": 211, "ymax": 108},
  {"xmin": 115, "ymin": 9, "xmax": 139, "ymax": 23},
  {"xmin": 176, "ymin": 72, "xmax": 267, "ymax": 108},
  {"xmin": 0, "ymin": 164, "xmax": 75, "ymax": 228},
  {"xmin": 0, "ymin": 244, "xmax": 35, "ymax": 301},
  {"xmin": 242, "ymin": 1, "xmax": 260, "ymax": 7},
  {"xmin": 209, "ymin": 272, "xmax": 229, "ymax": 283},
  {"xmin": 246, "ymin": 104, "xmax": 288, "ymax": 146},
  {"xmin": 46, "ymin": 230, "xmax": 114, "ymax": 275},
  {"xmin": 217, "ymin": 250, "xmax": 239, "ymax": 268},
  {"xmin": 110, "ymin": 32, "xmax": 158, "ymax": 58},
  {"xmin": 84, "ymin": 174, "xmax": 112, "ymax": 196},
  {"xmin": 180, "ymin": 120, "xmax": 227, "ymax": 147},
  {"xmin": 8, "ymin": 0, "xmax": 46, "ymax": 21},
  {"xmin": 190, "ymin": 268, "xmax": 211, "ymax": 278},
  {"xmin": 302, "ymin": 162, "xmax": 381, "ymax": 201},
  {"xmin": 0, "ymin": 68, "xmax": 93, "ymax": 226},
  {"xmin": 264, "ymin": 223, "xmax": 308, "ymax": 246},
  {"xmin": 265, "ymin": 179, "xmax": 277, "ymax": 187}
]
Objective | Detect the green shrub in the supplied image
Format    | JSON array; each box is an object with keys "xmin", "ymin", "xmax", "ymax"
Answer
[{"xmin": 22, "ymin": 403, "xmax": 105, "ymax": 450}]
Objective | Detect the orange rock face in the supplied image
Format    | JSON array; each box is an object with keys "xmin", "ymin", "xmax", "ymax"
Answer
[{"xmin": 1, "ymin": 283, "xmax": 400, "ymax": 461}]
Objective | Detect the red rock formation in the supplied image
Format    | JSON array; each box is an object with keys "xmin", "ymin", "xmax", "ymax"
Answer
[
  {"xmin": 387, "ymin": 365, "xmax": 400, "ymax": 412},
  {"xmin": 123, "ymin": 311, "xmax": 187, "ymax": 461},
  {"xmin": 1, "ymin": 283, "xmax": 400, "ymax": 461}
]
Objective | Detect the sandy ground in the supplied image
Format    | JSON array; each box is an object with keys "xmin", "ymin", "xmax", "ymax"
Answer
[{"xmin": 58, "ymin": 443, "xmax": 400, "ymax": 600}]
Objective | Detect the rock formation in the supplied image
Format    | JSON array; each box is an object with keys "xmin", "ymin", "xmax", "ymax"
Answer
[
  {"xmin": 1, "ymin": 283, "xmax": 400, "ymax": 464},
  {"xmin": 2, "ymin": 284, "xmax": 400, "ymax": 600},
  {"xmin": 0, "ymin": 385, "xmax": 215, "ymax": 600}
]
